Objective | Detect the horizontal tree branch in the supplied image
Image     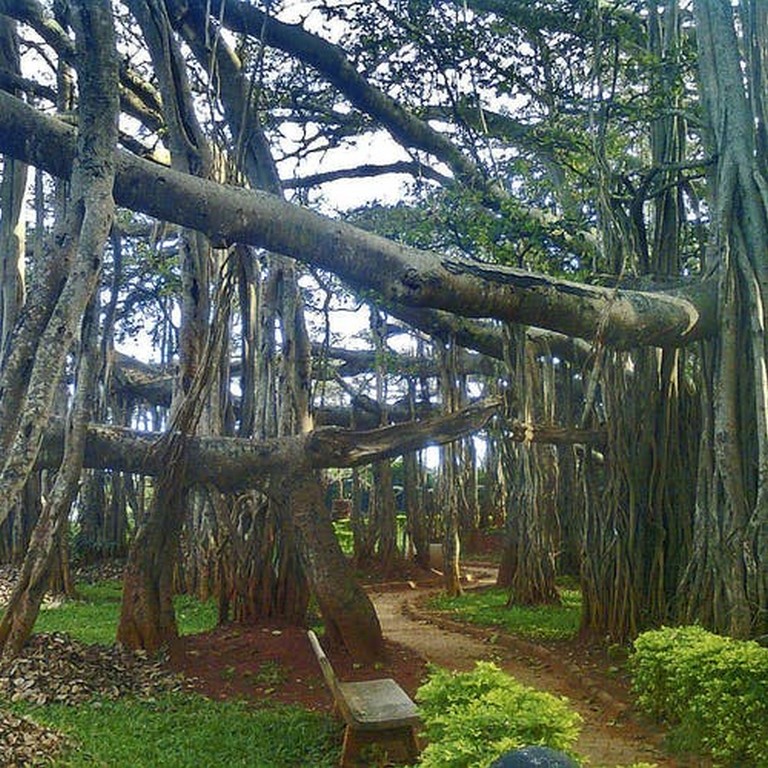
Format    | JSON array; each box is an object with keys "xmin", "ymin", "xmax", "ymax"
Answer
[
  {"xmin": 36, "ymin": 399, "xmax": 501, "ymax": 489},
  {"xmin": 0, "ymin": 90, "xmax": 717, "ymax": 348},
  {"xmin": 36, "ymin": 398, "xmax": 605, "ymax": 490},
  {"xmin": 282, "ymin": 160, "xmax": 453, "ymax": 189}
]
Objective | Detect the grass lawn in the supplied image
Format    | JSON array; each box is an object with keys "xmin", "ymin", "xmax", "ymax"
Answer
[
  {"xmin": 428, "ymin": 585, "xmax": 581, "ymax": 641},
  {"xmin": 32, "ymin": 581, "xmax": 217, "ymax": 645},
  {"xmin": 15, "ymin": 694, "xmax": 340, "ymax": 767}
]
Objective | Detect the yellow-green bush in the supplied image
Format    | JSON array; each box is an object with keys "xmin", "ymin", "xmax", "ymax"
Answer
[
  {"xmin": 414, "ymin": 661, "xmax": 582, "ymax": 768},
  {"xmin": 631, "ymin": 626, "xmax": 768, "ymax": 766}
]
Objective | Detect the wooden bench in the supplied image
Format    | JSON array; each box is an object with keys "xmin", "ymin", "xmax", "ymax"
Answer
[{"xmin": 307, "ymin": 630, "xmax": 421, "ymax": 767}]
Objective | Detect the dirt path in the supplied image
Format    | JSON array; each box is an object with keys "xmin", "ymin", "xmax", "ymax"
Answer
[{"xmin": 369, "ymin": 584, "xmax": 680, "ymax": 768}]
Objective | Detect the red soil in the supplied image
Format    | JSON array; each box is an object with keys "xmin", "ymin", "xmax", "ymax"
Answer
[{"xmin": 174, "ymin": 621, "xmax": 427, "ymax": 709}]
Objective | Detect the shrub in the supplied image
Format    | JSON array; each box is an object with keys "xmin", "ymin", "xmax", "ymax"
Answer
[
  {"xmin": 631, "ymin": 626, "xmax": 768, "ymax": 766},
  {"xmin": 414, "ymin": 662, "xmax": 582, "ymax": 768}
]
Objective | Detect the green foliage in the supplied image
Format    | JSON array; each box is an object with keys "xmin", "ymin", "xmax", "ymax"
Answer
[
  {"xmin": 414, "ymin": 662, "xmax": 582, "ymax": 768},
  {"xmin": 33, "ymin": 581, "xmax": 216, "ymax": 645},
  {"xmin": 16, "ymin": 694, "xmax": 339, "ymax": 767},
  {"xmin": 630, "ymin": 626, "xmax": 768, "ymax": 766},
  {"xmin": 332, "ymin": 513, "xmax": 409, "ymax": 558},
  {"xmin": 428, "ymin": 586, "xmax": 581, "ymax": 640},
  {"xmin": 332, "ymin": 518, "xmax": 355, "ymax": 556},
  {"xmin": 344, "ymin": 187, "xmax": 584, "ymax": 275}
]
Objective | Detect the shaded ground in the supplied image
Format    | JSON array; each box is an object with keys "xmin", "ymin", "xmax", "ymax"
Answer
[
  {"xmin": 174, "ymin": 567, "xmax": 700, "ymax": 768},
  {"xmin": 174, "ymin": 621, "xmax": 428, "ymax": 711}
]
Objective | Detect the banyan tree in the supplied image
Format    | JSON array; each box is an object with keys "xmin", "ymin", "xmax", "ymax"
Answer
[{"xmin": 0, "ymin": 0, "xmax": 766, "ymax": 664}]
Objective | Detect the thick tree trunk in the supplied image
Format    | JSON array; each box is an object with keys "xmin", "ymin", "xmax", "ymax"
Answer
[
  {"xmin": 0, "ymin": 506, "xmax": 67, "ymax": 656},
  {"xmin": 677, "ymin": 0, "xmax": 768, "ymax": 638},
  {"xmin": 497, "ymin": 329, "xmax": 561, "ymax": 605},
  {"xmin": 279, "ymin": 472, "xmax": 385, "ymax": 663},
  {"xmin": 575, "ymin": 0, "xmax": 702, "ymax": 641},
  {"xmin": 581, "ymin": 348, "xmax": 698, "ymax": 640},
  {"xmin": 116, "ymin": 483, "xmax": 185, "ymax": 655}
]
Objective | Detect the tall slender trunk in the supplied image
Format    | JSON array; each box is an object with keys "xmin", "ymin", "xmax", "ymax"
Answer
[
  {"xmin": 118, "ymin": 0, "xmax": 214, "ymax": 650},
  {"xmin": 0, "ymin": 17, "xmax": 33, "ymax": 567},
  {"xmin": 438, "ymin": 340, "xmax": 463, "ymax": 596},
  {"xmin": 403, "ymin": 450, "xmax": 429, "ymax": 568},
  {"xmin": 0, "ymin": 0, "xmax": 118, "ymax": 657}
]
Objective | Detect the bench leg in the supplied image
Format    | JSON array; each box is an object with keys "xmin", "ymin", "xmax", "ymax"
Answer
[{"xmin": 340, "ymin": 725, "xmax": 419, "ymax": 767}]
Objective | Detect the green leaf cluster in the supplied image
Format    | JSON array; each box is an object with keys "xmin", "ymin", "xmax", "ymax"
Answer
[
  {"xmin": 630, "ymin": 626, "xmax": 768, "ymax": 766},
  {"xmin": 414, "ymin": 661, "xmax": 582, "ymax": 767}
]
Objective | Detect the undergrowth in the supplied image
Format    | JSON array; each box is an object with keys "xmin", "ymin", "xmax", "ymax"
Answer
[
  {"xmin": 414, "ymin": 661, "xmax": 582, "ymax": 767},
  {"xmin": 631, "ymin": 625, "xmax": 768, "ymax": 766}
]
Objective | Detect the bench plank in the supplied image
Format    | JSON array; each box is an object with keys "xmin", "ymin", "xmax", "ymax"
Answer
[{"xmin": 337, "ymin": 678, "xmax": 420, "ymax": 729}]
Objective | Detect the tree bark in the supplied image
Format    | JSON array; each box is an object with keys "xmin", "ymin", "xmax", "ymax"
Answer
[
  {"xmin": 0, "ymin": 17, "xmax": 27, "ymax": 351},
  {"xmin": 0, "ymin": 91, "xmax": 718, "ymax": 350},
  {"xmin": 497, "ymin": 328, "xmax": 561, "ymax": 605},
  {"xmin": 117, "ymin": 0, "xmax": 221, "ymax": 651},
  {"xmin": 116, "ymin": 483, "xmax": 185, "ymax": 655},
  {"xmin": 277, "ymin": 472, "xmax": 385, "ymax": 663},
  {"xmin": 437, "ymin": 341, "xmax": 464, "ymax": 596},
  {"xmin": 34, "ymin": 397, "xmax": 500, "ymax": 494},
  {"xmin": 677, "ymin": 0, "xmax": 768, "ymax": 637},
  {"xmin": 0, "ymin": 0, "xmax": 118, "ymax": 657}
]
